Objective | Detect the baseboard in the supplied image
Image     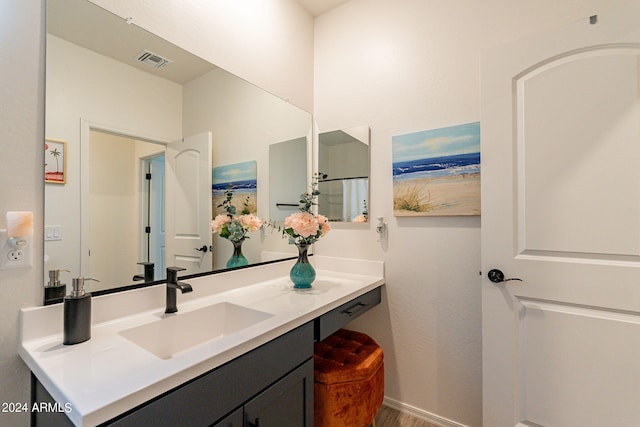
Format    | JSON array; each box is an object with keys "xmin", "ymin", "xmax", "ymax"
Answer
[{"xmin": 382, "ymin": 396, "xmax": 469, "ymax": 427}]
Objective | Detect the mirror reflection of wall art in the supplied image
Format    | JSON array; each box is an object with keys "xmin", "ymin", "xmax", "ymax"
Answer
[
  {"xmin": 45, "ymin": 138, "xmax": 67, "ymax": 184},
  {"xmin": 392, "ymin": 122, "xmax": 480, "ymax": 216},
  {"xmin": 212, "ymin": 161, "xmax": 258, "ymax": 215}
]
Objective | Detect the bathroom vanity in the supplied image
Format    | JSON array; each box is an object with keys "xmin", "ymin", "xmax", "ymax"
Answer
[{"xmin": 19, "ymin": 257, "xmax": 384, "ymax": 426}]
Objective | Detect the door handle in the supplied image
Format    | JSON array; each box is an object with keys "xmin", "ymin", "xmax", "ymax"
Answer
[
  {"xmin": 487, "ymin": 269, "xmax": 522, "ymax": 283},
  {"xmin": 194, "ymin": 245, "xmax": 210, "ymax": 253}
]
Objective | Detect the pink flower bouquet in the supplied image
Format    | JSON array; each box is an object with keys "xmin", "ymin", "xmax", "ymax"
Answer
[
  {"xmin": 211, "ymin": 213, "xmax": 262, "ymax": 242},
  {"xmin": 211, "ymin": 185, "xmax": 262, "ymax": 242},
  {"xmin": 281, "ymin": 174, "xmax": 331, "ymax": 245},
  {"xmin": 283, "ymin": 211, "xmax": 331, "ymax": 245}
]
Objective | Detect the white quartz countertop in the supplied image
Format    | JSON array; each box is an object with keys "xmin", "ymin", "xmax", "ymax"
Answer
[{"xmin": 19, "ymin": 256, "xmax": 384, "ymax": 426}]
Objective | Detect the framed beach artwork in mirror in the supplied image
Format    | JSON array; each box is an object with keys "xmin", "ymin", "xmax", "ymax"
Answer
[
  {"xmin": 212, "ymin": 161, "xmax": 258, "ymax": 216},
  {"xmin": 45, "ymin": 138, "xmax": 67, "ymax": 184},
  {"xmin": 211, "ymin": 161, "xmax": 261, "ymax": 269},
  {"xmin": 392, "ymin": 122, "xmax": 480, "ymax": 216}
]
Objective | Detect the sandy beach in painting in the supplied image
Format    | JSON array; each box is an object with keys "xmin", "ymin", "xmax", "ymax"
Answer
[
  {"xmin": 393, "ymin": 172, "xmax": 480, "ymax": 216},
  {"xmin": 392, "ymin": 122, "xmax": 481, "ymax": 216},
  {"xmin": 212, "ymin": 191, "xmax": 257, "ymax": 216}
]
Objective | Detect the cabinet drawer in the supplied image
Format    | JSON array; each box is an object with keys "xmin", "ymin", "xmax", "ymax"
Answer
[{"xmin": 315, "ymin": 286, "xmax": 382, "ymax": 341}]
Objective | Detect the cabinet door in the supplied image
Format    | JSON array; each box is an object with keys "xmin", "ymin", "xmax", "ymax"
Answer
[
  {"xmin": 211, "ymin": 407, "xmax": 243, "ymax": 427},
  {"xmin": 244, "ymin": 359, "xmax": 313, "ymax": 427}
]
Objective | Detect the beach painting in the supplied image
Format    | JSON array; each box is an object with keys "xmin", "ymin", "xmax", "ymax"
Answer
[
  {"xmin": 392, "ymin": 122, "xmax": 480, "ymax": 216},
  {"xmin": 212, "ymin": 160, "xmax": 258, "ymax": 215}
]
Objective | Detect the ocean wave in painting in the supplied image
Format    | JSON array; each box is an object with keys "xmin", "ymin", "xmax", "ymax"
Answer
[
  {"xmin": 212, "ymin": 179, "xmax": 257, "ymax": 195},
  {"xmin": 392, "ymin": 152, "xmax": 480, "ymax": 181}
]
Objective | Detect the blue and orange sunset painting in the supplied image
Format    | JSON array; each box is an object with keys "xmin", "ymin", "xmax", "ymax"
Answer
[{"xmin": 392, "ymin": 122, "xmax": 480, "ymax": 216}]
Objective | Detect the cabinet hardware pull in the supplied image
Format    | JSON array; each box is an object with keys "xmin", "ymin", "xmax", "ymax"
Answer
[{"xmin": 343, "ymin": 302, "xmax": 366, "ymax": 316}]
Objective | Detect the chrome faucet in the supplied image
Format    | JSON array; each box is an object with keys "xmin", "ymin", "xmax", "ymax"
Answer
[{"xmin": 165, "ymin": 267, "xmax": 192, "ymax": 314}]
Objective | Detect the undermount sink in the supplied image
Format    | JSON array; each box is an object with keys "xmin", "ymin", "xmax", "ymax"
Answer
[{"xmin": 119, "ymin": 302, "xmax": 273, "ymax": 359}]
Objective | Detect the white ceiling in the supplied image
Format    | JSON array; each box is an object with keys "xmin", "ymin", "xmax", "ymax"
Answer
[
  {"xmin": 48, "ymin": 0, "xmax": 216, "ymax": 85},
  {"xmin": 294, "ymin": 0, "xmax": 351, "ymax": 17},
  {"xmin": 47, "ymin": 0, "xmax": 351, "ymax": 86}
]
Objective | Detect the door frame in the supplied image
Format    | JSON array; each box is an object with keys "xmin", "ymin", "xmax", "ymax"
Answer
[
  {"xmin": 140, "ymin": 153, "xmax": 166, "ymax": 279},
  {"xmin": 79, "ymin": 119, "xmax": 172, "ymax": 278}
]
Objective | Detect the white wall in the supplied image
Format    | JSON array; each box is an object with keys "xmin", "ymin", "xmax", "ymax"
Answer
[
  {"xmin": 313, "ymin": 0, "xmax": 630, "ymax": 425},
  {"xmin": 0, "ymin": 1, "xmax": 45, "ymax": 426}
]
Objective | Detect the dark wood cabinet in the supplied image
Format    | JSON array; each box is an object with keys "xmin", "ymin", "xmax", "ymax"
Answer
[
  {"xmin": 243, "ymin": 359, "xmax": 313, "ymax": 427},
  {"xmin": 213, "ymin": 359, "xmax": 313, "ymax": 427},
  {"xmin": 210, "ymin": 407, "xmax": 242, "ymax": 426}
]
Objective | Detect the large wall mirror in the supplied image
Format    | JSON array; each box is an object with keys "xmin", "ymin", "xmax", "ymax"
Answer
[
  {"xmin": 44, "ymin": 0, "xmax": 311, "ymax": 299},
  {"xmin": 317, "ymin": 126, "xmax": 370, "ymax": 223}
]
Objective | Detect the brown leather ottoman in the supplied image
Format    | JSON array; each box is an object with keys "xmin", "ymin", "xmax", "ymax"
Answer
[{"xmin": 313, "ymin": 329, "xmax": 384, "ymax": 427}]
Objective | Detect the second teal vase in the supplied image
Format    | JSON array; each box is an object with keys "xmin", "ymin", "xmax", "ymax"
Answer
[
  {"xmin": 290, "ymin": 243, "xmax": 315, "ymax": 289},
  {"xmin": 226, "ymin": 239, "xmax": 248, "ymax": 268}
]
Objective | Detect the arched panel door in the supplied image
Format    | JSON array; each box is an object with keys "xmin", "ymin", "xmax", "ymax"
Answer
[{"xmin": 481, "ymin": 2, "xmax": 640, "ymax": 426}]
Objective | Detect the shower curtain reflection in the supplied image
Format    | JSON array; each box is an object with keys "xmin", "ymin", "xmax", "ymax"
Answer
[
  {"xmin": 343, "ymin": 178, "xmax": 368, "ymax": 222},
  {"xmin": 319, "ymin": 177, "xmax": 368, "ymax": 222}
]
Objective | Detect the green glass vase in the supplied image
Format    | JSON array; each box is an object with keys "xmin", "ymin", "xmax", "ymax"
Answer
[
  {"xmin": 290, "ymin": 243, "xmax": 315, "ymax": 289},
  {"xmin": 226, "ymin": 239, "xmax": 248, "ymax": 268}
]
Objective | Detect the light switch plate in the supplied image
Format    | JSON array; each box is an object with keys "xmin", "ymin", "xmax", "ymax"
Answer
[
  {"xmin": 45, "ymin": 225, "xmax": 62, "ymax": 241},
  {"xmin": 0, "ymin": 229, "xmax": 33, "ymax": 270}
]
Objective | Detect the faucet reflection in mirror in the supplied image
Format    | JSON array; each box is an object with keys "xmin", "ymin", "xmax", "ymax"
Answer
[{"xmin": 211, "ymin": 186, "xmax": 263, "ymax": 268}]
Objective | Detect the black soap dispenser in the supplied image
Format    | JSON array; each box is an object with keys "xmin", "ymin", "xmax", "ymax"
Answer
[
  {"xmin": 44, "ymin": 269, "xmax": 69, "ymax": 305},
  {"xmin": 63, "ymin": 277, "xmax": 99, "ymax": 345}
]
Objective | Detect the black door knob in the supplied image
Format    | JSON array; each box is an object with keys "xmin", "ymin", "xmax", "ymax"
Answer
[
  {"xmin": 488, "ymin": 269, "xmax": 522, "ymax": 283},
  {"xmin": 195, "ymin": 245, "xmax": 209, "ymax": 253}
]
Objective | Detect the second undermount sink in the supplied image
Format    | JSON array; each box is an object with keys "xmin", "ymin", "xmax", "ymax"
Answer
[{"xmin": 119, "ymin": 302, "xmax": 273, "ymax": 359}]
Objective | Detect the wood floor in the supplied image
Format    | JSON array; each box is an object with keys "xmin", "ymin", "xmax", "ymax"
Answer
[{"xmin": 374, "ymin": 405, "xmax": 439, "ymax": 427}]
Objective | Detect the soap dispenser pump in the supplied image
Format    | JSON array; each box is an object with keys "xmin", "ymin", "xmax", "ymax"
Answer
[
  {"xmin": 63, "ymin": 277, "xmax": 99, "ymax": 345},
  {"xmin": 44, "ymin": 269, "xmax": 69, "ymax": 305}
]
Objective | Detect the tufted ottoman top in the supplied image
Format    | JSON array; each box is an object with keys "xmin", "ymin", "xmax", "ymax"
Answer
[{"xmin": 314, "ymin": 329, "xmax": 384, "ymax": 384}]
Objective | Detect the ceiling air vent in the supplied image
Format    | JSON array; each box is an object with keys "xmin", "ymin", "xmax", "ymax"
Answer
[{"xmin": 135, "ymin": 50, "xmax": 172, "ymax": 69}]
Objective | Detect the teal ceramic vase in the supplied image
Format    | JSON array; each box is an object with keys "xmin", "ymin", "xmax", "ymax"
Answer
[
  {"xmin": 226, "ymin": 239, "xmax": 248, "ymax": 268},
  {"xmin": 290, "ymin": 243, "xmax": 315, "ymax": 289}
]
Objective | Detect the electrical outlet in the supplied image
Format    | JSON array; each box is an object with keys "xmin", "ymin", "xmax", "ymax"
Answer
[
  {"xmin": 0, "ymin": 230, "xmax": 33, "ymax": 270},
  {"xmin": 7, "ymin": 250, "xmax": 23, "ymax": 261}
]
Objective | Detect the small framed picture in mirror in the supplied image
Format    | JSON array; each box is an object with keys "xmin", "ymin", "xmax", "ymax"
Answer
[{"xmin": 45, "ymin": 138, "xmax": 67, "ymax": 184}]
